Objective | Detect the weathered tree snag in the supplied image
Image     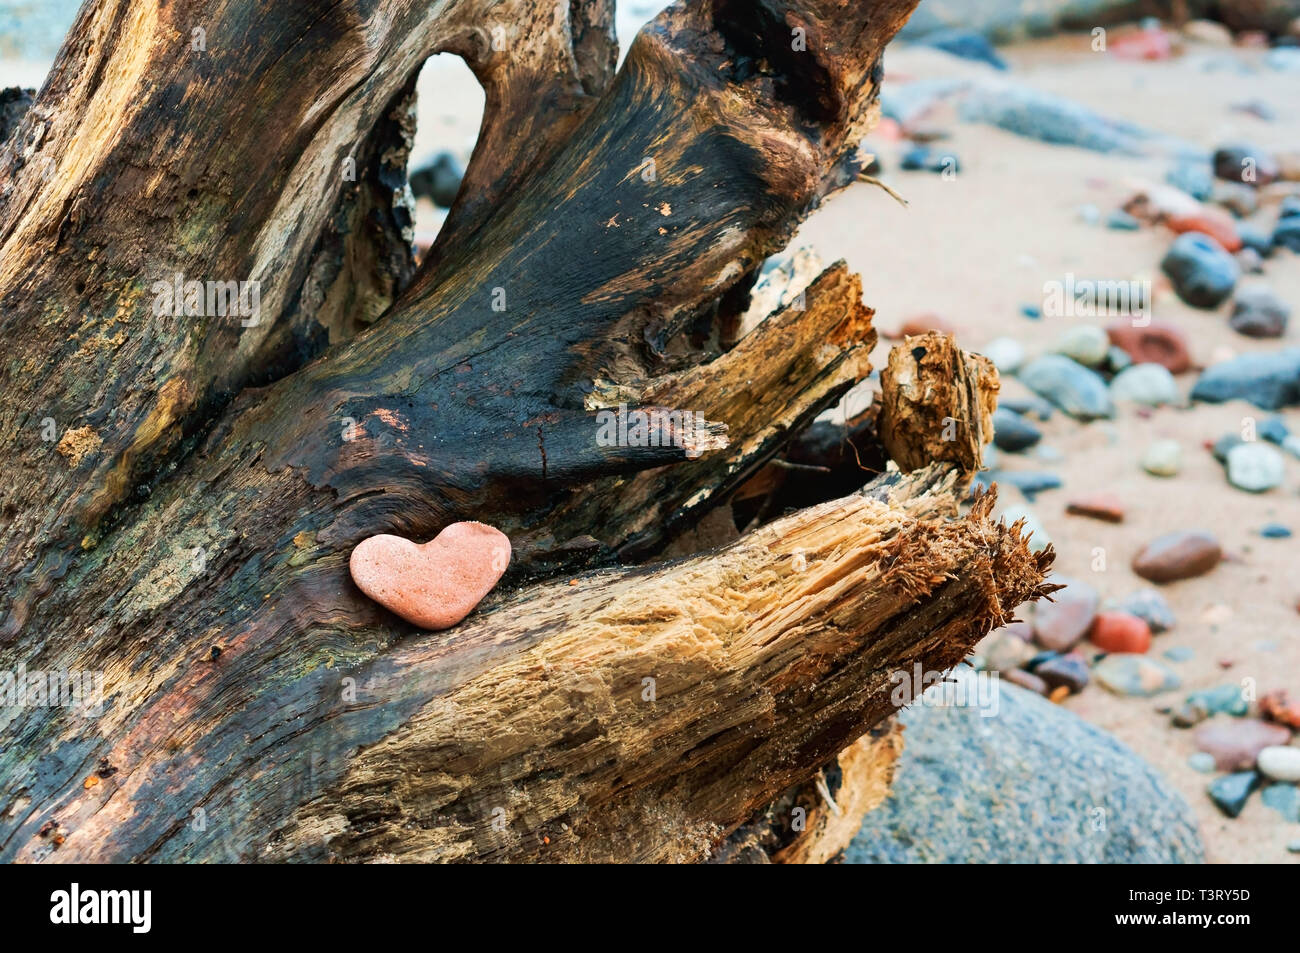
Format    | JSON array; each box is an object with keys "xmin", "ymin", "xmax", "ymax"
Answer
[
  {"xmin": 879, "ymin": 331, "xmax": 998, "ymax": 475},
  {"xmin": 0, "ymin": 0, "xmax": 1052, "ymax": 864}
]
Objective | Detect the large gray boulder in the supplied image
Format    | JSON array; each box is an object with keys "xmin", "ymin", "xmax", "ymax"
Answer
[{"xmin": 846, "ymin": 671, "xmax": 1204, "ymax": 863}]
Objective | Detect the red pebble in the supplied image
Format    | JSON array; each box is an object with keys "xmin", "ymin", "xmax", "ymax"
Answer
[{"xmin": 1089, "ymin": 611, "xmax": 1152, "ymax": 654}]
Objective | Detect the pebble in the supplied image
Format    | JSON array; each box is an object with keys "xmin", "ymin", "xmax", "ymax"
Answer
[
  {"xmin": 1207, "ymin": 771, "xmax": 1260, "ymax": 818},
  {"xmin": 979, "ymin": 628, "xmax": 1038, "ymax": 673},
  {"xmin": 1183, "ymin": 19, "xmax": 1234, "ymax": 46},
  {"xmin": 1213, "ymin": 143, "xmax": 1279, "ymax": 187},
  {"xmin": 1211, "ymin": 180, "xmax": 1260, "ymax": 218},
  {"xmin": 993, "ymin": 471, "xmax": 1062, "ymax": 500},
  {"xmin": 982, "ymin": 336, "xmax": 1025, "ymax": 373},
  {"xmin": 1019, "ymin": 354, "xmax": 1115, "ymax": 420},
  {"xmin": 1107, "ymin": 209, "xmax": 1141, "ymax": 230},
  {"xmin": 1235, "ymin": 247, "xmax": 1265, "ymax": 275},
  {"xmin": 898, "ymin": 313, "xmax": 954, "ymax": 337},
  {"xmin": 1090, "ymin": 612, "xmax": 1152, "ymax": 654},
  {"xmin": 1066, "ymin": 492, "xmax": 1125, "ymax": 523},
  {"xmin": 1141, "ymin": 438, "xmax": 1183, "ymax": 476},
  {"xmin": 901, "ymin": 146, "xmax": 959, "ymax": 174},
  {"xmin": 1165, "ymin": 209, "xmax": 1243, "ymax": 252},
  {"xmin": 1000, "ymin": 503, "xmax": 1051, "ymax": 553},
  {"xmin": 1077, "ymin": 203, "xmax": 1101, "ymax": 226},
  {"xmin": 1238, "ymin": 223, "xmax": 1275, "ymax": 257},
  {"xmin": 1275, "ymin": 217, "xmax": 1300, "ymax": 252},
  {"xmin": 1133, "ymin": 530, "xmax": 1222, "ymax": 583},
  {"xmin": 1194, "ymin": 718, "xmax": 1292, "ymax": 771},
  {"xmin": 1055, "ymin": 325, "xmax": 1110, "ymax": 367},
  {"xmin": 1257, "ymin": 746, "xmax": 1300, "ymax": 783},
  {"xmin": 991, "ymin": 408, "xmax": 1041, "ymax": 452},
  {"xmin": 1105, "ymin": 346, "xmax": 1133, "ymax": 373},
  {"xmin": 1111, "ymin": 363, "xmax": 1179, "ymax": 406},
  {"xmin": 1002, "ymin": 668, "xmax": 1049, "ymax": 696},
  {"xmin": 1226, "ymin": 442, "xmax": 1285, "ymax": 492},
  {"xmin": 1261, "ymin": 523, "xmax": 1293, "ymax": 538},
  {"xmin": 1033, "ymin": 577, "xmax": 1099, "ymax": 652},
  {"xmin": 349, "ymin": 522, "xmax": 511, "ymax": 630},
  {"xmin": 1211, "ymin": 433, "xmax": 1244, "ymax": 462},
  {"xmin": 1106, "ymin": 322, "xmax": 1192, "ymax": 374},
  {"xmin": 1188, "ymin": 752, "xmax": 1217, "ymax": 773},
  {"xmin": 1290, "ymin": 839, "xmax": 1300, "ymax": 854},
  {"xmin": 408, "ymin": 151, "xmax": 465, "ymax": 208},
  {"xmin": 1000, "ymin": 395, "xmax": 1054, "ymax": 420},
  {"xmin": 1260, "ymin": 416, "xmax": 1291, "ymax": 444},
  {"xmin": 1163, "ymin": 646, "xmax": 1194, "ymax": 662},
  {"xmin": 1230, "ymin": 286, "xmax": 1291, "ymax": 338},
  {"xmin": 1020, "ymin": 304, "xmax": 1042, "ymax": 320},
  {"xmin": 1161, "ymin": 232, "xmax": 1240, "ymax": 309},
  {"xmin": 1094, "ymin": 654, "xmax": 1182, "ymax": 697},
  {"xmin": 917, "ymin": 28, "xmax": 1008, "ymax": 70},
  {"xmin": 1191, "ymin": 349, "xmax": 1300, "ymax": 410},
  {"xmin": 1165, "ymin": 161, "xmax": 1214, "ymax": 201},
  {"xmin": 1261, "ymin": 691, "xmax": 1300, "ymax": 729},
  {"xmin": 1187, "ymin": 684, "xmax": 1249, "ymax": 717},
  {"xmin": 1035, "ymin": 652, "xmax": 1090, "ymax": 695},
  {"xmin": 1173, "ymin": 701, "xmax": 1209, "ymax": 728},
  {"xmin": 1261, "ymin": 784, "xmax": 1300, "ymax": 823}
]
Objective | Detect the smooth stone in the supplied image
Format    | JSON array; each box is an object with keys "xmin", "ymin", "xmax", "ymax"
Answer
[
  {"xmin": 1141, "ymin": 438, "xmax": 1183, "ymax": 476},
  {"xmin": 992, "ymin": 470, "xmax": 1061, "ymax": 500},
  {"xmin": 917, "ymin": 27, "xmax": 1008, "ymax": 70},
  {"xmin": 349, "ymin": 522, "xmax": 511, "ymax": 630},
  {"xmin": 1238, "ymin": 222, "xmax": 1275, "ymax": 257},
  {"xmin": 1230, "ymin": 285, "xmax": 1291, "ymax": 338},
  {"xmin": 1112, "ymin": 363, "xmax": 1179, "ymax": 407},
  {"xmin": 1226, "ymin": 442, "xmax": 1285, "ymax": 492},
  {"xmin": 1055, "ymin": 324, "xmax": 1110, "ymax": 367},
  {"xmin": 408, "ymin": 151, "xmax": 465, "ymax": 208},
  {"xmin": 1261, "ymin": 691, "xmax": 1300, "ymax": 729},
  {"xmin": 1211, "ymin": 433, "xmax": 1245, "ymax": 463},
  {"xmin": 1173, "ymin": 701, "xmax": 1209, "ymax": 728},
  {"xmin": 1258, "ymin": 746, "xmax": 1300, "ymax": 783},
  {"xmin": 1207, "ymin": 772, "xmax": 1260, "ymax": 819},
  {"xmin": 1261, "ymin": 523, "xmax": 1293, "ymax": 538},
  {"xmin": 979, "ymin": 628, "xmax": 1038, "ymax": 673},
  {"xmin": 1165, "ymin": 208, "xmax": 1242, "ymax": 252},
  {"xmin": 1033, "ymin": 577, "xmax": 1099, "ymax": 652},
  {"xmin": 1132, "ymin": 530, "xmax": 1222, "ymax": 583},
  {"xmin": 846, "ymin": 675, "xmax": 1203, "ymax": 863},
  {"xmin": 1094, "ymin": 654, "xmax": 1182, "ymax": 697},
  {"xmin": 1275, "ymin": 217, "xmax": 1300, "ymax": 252},
  {"xmin": 1186, "ymin": 684, "xmax": 1249, "ymax": 717},
  {"xmin": 1213, "ymin": 143, "xmax": 1279, "ymax": 187},
  {"xmin": 1194, "ymin": 718, "xmax": 1292, "ymax": 771},
  {"xmin": 1077, "ymin": 203, "xmax": 1101, "ymax": 226},
  {"xmin": 1107, "ymin": 209, "xmax": 1141, "ymax": 230},
  {"xmin": 1285, "ymin": 434, "xmax": 1300, "ymax": 459},
  {"xmin": 1003, "ymin": 668, "xmax": 1049, "ymax": 696},
  {"xmin": 1161, "ymin": 232, "xmax": 1240, "ymax": 309},
  {"xmin": 982, "ymin": 336, "xmax": 1025, "ymax": 373},
  {"xmin": 1211, "ymin": 179, "xmax": 1260, "ymax": 217},
  {"xmin": 1090, "ymin": 612, "xmax": 1152, "ymax": 654},
  {"xmin": 1106, "ymin": 345, "xmax": 1133, "ymax": 373},
  {"xmin": 1290, "ymin": 839, "xmax": 1300, "ymax": 854},
  {"xmin": 1066, "ymin": 491, "xmax": 1125, "ymax": 523},
  {"xmin": 991, "ymin": 407, "xmax": 1041, "ymax": 452},
  {"xmin": 1164, "ymin": 645, "xmax": 1194, "ymax": 662},
  {"xmin": 999, "ymin": 394, "xmax": 1054, "ymax": 419},
  {"xmin": 1188, "ymin": 752, "xmax": 1217, "ymax": 773},
  {"xmin": 1021, "ymin": 304, "xmax": 1042, "ymax": 320},
  {"xmin": 1035, "ymin": 652, "xmax": 1090, "ymax": 694},
  {"xmin": 1106, "ymin": 322, "xmax": 1193, "ymax": 374},
  {"xmin": 1260, "ymin": 416, "xmax": 1291, "ymax": 444},
  {"xmin": 1166, "ymin": 161, "xmax": 1214, "ymax": 201},
  {"xmin": 1000, "ymin": 503, "xmax": 1051, "ymax": 553},
  {"xmin": 1260, "ymin": 784, "xmax": 1300, "ymax": 822},
  {"xmin": 1019, "ymin": 354, "xmax": 1115, "ymax": 420},
  {"xmin": 1236, "ymin": 247, "xmax": 1265, "ymax": 274}
]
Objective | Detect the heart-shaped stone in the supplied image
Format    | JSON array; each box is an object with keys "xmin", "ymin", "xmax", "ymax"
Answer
[{"xmin": 349, "ymin": 522, "xmax": 511, "ymax": 630}]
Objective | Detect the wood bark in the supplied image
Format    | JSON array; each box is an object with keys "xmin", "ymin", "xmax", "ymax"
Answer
[{"xmin": 0, "ymin": 0, "xmax": 1052, "ymax": 863}]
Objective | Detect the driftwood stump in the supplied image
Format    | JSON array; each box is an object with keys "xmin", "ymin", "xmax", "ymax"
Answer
[{"xmin": 0, "ymin": 0, "xmax": 1052, "ymax": 863}]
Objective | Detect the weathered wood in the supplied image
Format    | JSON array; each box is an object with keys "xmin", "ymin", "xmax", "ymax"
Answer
[{"xmin": 0, "ymin": 0, "xmax": 1058, "ymax": 865}]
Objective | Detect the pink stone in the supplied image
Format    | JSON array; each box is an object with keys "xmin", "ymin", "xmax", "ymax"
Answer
[
  {"xmin": 1194, "ymin": 718, "xmax": 1292, "ymax": 772},
  {"xmin": 350, "ymin": 522, "xmax": 511, "ymax": 630}
]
